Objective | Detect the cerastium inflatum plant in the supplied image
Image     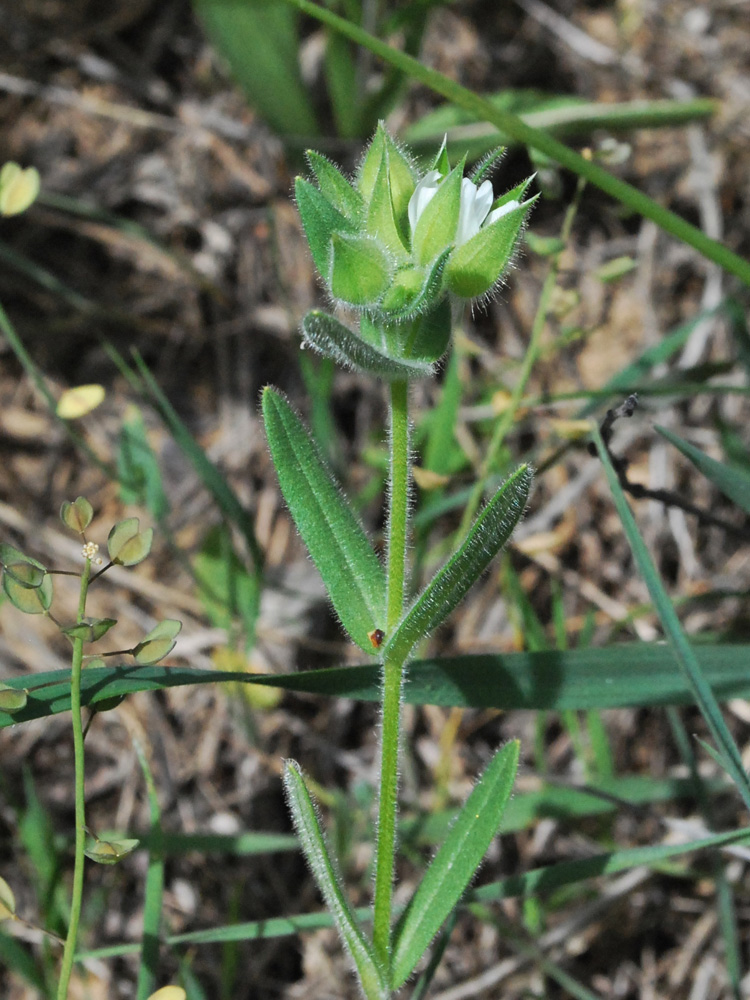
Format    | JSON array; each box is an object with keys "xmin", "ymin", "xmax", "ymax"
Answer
[
  {"xmin": 0, "ymin": 500, "xmax": 182, "ymax": 1000},
  {"xmin": 262, "ymin": 124, "xmax": 535, "ymax": 996}
]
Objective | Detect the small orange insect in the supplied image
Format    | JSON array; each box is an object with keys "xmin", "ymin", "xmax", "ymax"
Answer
[{"xmin": 368, "ymin": 628, "xmax": 385, "ymax": 649}]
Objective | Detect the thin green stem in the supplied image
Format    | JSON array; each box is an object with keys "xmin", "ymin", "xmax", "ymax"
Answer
[
  {"xmin": 373, "ymin": 378, "xmax": 410, "ymax": 975},
  {"xmin": 373, "ymin": 655, "xmax": 405, "ymax": 972},
  {"xmin": 56, "ymin": 558, "xmax": 92, "ymax": 1000},
  {"xmin": 386, "ymin": 379, "xmax": 409, "ymax": 631},
  {"xmin": 458, "ymin": 178, "xmax": 586, "ymax": 539}
]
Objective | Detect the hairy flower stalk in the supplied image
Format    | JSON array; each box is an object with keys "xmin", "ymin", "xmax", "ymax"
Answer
[{"xmin": 264, "ymin": 124, "xmax": 535, "ymax": 997}]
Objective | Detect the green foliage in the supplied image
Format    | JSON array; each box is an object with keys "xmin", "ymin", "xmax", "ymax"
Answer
[
  {"xmin": 385, "ymin": 465, "xmax": 532, "ymax": 663},
  {"xmin": 194, "ymin": 524, "xmax": 260, "ymax": 646},
  {"xmin": 656, "ymin": 424, "xmax": 750, "ymax": 515},
  {"xmin": 391, "ymin": 740, "xmax": 520, "ymax": 988},
  {"xmin": 107, "ymin": 517, "xmax": 154, "ymax": 566},
  {"xmin": 117, "ymin": 407, "xmax": 170, "ymax": 520},
  {"xmin": 133, "ymin": 620, "xmax": 182, "ymax": 665},
  {"xmin": 60, "ymin": 496, "xmax": 94, "ymax": 534},
  {"xmin": 262, "ymin": 387, "xmax": 386, "ymax": 652},
  {"xmin": 283, "ymin": 762, "xmax": 388, "ymax": 999}
]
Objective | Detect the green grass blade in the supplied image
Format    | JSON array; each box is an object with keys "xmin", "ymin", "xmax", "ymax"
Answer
[
  {"xmin": 193, "ymin": 0, "xmax": 319, "ymax": 136},
  {"xmin": 279, "ymin": 0, "xmax": 750, "ymax": 287},
  {"xmin": 390, "ymin": 741, "xmax": 519, "ymax": 989},
  {"xmin": 384, "ymin": 465, "xmax": 531, "ymax": 662},
  {"xmin": 656, "ymin": 424, "xmax": 750, "ymax": 515},
  {"xmin": 74, "ymin": 816, "xmax": 750, "ymax": 958},
  {"xmin": 262, "ymin": 387, "xmax": 386, "ymax": 652},
  {"xmin": 135, "ymin": 742, "xmax": 165, "ymax": 1000},
  {"xmin": 283, "ymin": 762, "xmax": 387, "ymax": 1000},
  {"xmin": 471, "ymin": 825, "xmax": 750, "ymax": 906},
  {"xmin": 6, "ymin": 642, "xmax": 750, "ymax": 728},
  {"xmin": 592, "ymin": 424, "xmax": 750, "ymax": 811}
]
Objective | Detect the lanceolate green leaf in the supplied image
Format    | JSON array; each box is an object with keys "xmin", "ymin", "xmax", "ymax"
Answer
[
  {"xmin": 5, "ymin": 643, "xmax": 750, "ymax": 728},
  {"xmin": 283, "ymin": 762, "xmax": 388, "ymax": 1000},
  {"xmin": 384, "ymin": 465, "xmax": 531, "ymax": 663},
  {"xmin": 390, "ymin": 740, "xmax": 520, "ymax": 989},
  {"xmin": 656, "ymin": 424, "xmax": 750, "ymax": 515},
  {"xmin": 262, "ymin": 387, "xmax": 386, "ymax": 651},
  {"xmin": 301, "ymin": 311, "xmax": 435, "ymax": 381}
]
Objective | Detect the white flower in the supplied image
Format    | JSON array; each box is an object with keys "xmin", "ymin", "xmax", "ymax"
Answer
[
  {"xmin": 407, "ymin": 170, "xmax": 442, "ymax": 235},
  {"xmin": 408, "ymin": 170, "xmax": 521, "ymax": 248}
]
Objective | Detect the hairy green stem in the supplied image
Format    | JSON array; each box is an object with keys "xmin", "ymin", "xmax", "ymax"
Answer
[
  {"xmin": 373, "ymin": 378, "xmax": 410, "ymax": 973},
  {"xmin": 386, "ymin": 379, "xmax": 409, "ymax": 629},
  {"xmin": 458, "ymin": 177, "xmax": 586, "ymax": 539},
  {"xmin": 56, "ymin": 558, "xmax": 92, "ymax": 1000}
]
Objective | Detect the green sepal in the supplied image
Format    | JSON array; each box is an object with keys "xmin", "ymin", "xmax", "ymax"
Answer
[
  {"xmin": 329, "ymin": 233, "xmax": 394, "ymax": 307},
  {"xmin": 133, "ymin": 619, "xmax": 182, "ymax": 665},
  {"xmin": 262, "ymin": 388, "xmax": 386, "ymax": 652},
  {"xmin": 3, "ymin": 570, "xmax": 53, "ymax": 615},
  {"xmin": 295, "ymin": 176, "xmax": 355, "ymax": 279},
  {"xmin": 384, "ymin": 465, "xmax": 532, "ymax": 663},
  {"xmin": 379, "ymin": 247, "xmax": 451, "ymax": 320},
  {"xmin": 390, "ymin": 740, "xmax": 520, "ymax": 989},
  {"xmin": 430, "ymin": 135, "xmax": 450, "ymax": 178},
  {"xmin": 383, "ymin": 131, "xmax": 418, "ymax": 244},
  {"xmin": 301, "ymin": 311, "xmax": 435, "ymax": 381},
  {"xmin": 306, "ymin": 150, "xmax": 363, "ymax": 223},
  {"xmin": 470, "ymin": 145, "xmax": 506, "ymax": 184},
  {"xmin": 283, "ymin": 761, "xmax": 388, "ymax": 1000},
  {"xmin": 61, "ymin": 617, "xmax": 118, "ymax": 643},
  {"xmin": 107, "ymin": 518, "xmax": 154, "ymax": 566},
  {"xmin": 412, "ymin": 159, "xmax": 464, "ymax": 266},
  {"xmin": 394, "ymin": 299, "xmax": 452, "ymax": 365},
  {"xmin": 356, "ymin": 124, "xmax": 387, "ymax": 204},
  {"xmin": 366, "ymin": 151, "xmax": 409, "ymax": 257},
  {"xmin": 60, "ymin": 496, "xmax": 94, "ymax": 534},
  {"xmin": 446, "ymin": 197, "xmax": 537, "ymax": 299}
]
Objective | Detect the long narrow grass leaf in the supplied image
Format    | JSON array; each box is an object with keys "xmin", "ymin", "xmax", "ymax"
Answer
[
  {"xmin": 656, "ymin": 424, "xmax": 750, "ymax": 515},
  {"xmin": 592, "ymin": 424, "xmax": 750, "ymax": 811},
  {"xmin": 262, "ymin": 387, "xmax": 386, "ymax": 651},
  {"xmin": 5, "ymin": 642, "xmax": 750, "ymax": 728},
  {"xmin": 76, "ymin": 825, "xmax": 750, "ymax": 957}
]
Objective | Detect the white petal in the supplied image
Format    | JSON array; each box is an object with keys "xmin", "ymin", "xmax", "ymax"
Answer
[
  {"xmin": 486, "ymin": 199, "xmax": 521, "ymax": 227},
  {"xmin": 408, "ymin": 170, "xmax": 442, "ymax": 234}
]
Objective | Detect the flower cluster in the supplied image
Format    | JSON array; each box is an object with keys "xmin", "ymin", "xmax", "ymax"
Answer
[{"xmin": 295, "ymin": 124, "xmax": 535, "ymax": 379}]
